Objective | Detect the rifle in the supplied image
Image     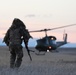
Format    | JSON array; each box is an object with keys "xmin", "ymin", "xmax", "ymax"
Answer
[{"xmin": 25, "ymin": 44, "xmax": 32, "ymax": 61}]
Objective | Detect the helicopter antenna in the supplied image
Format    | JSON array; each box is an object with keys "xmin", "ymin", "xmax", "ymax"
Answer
[{"xmin": 63, "ymin": 30, "xmax": 65, "ymax": 40}]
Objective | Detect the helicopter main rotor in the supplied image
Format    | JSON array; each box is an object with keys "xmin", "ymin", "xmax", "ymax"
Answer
[
  {"xmin": 29, "ymin": 24, "xmax": 76, "ymax": 32},
  {"xmin": 29, "ymin": 24, "xmax": 76, "ymax": 36}
]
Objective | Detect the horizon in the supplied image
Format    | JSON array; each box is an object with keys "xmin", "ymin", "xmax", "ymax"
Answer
[{"xmin": 0, "ymin": 38, "xmax": 76, "ymax": 48}]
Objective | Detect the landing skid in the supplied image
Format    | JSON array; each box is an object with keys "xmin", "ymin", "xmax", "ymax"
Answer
[
  {"xmin": 35, "ymin": 50, "xmax": 46, "ymax": 55},
  {"xmin": 50, "ymin": 50, "xmax": 59, "ymax": 53},
  {"xmin": 29, "ymin": 49, "xmax": 46, "ymax": 55}
]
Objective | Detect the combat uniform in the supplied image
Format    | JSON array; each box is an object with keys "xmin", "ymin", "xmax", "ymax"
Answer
[{"xmin": 3, "ymin": 26, "xmax": 31, "ymax": 68}]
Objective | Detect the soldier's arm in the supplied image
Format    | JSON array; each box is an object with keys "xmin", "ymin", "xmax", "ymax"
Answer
[
  {"xmin": 20, "ymin": 27, "xmax": 32, "ymax": 61},
  {"xmin": 21, "ymin": 27, "xmax": 32, "ymax": 43},
  {"xmin": 3, "ymin": 29, "xmax": 10, "ymax": 46}
]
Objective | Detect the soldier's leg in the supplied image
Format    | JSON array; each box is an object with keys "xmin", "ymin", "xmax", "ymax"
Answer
[
  {"xmin": 15, "ymin": 46, "xmax": 23, "ymax": 68},
  {"xmin": 10, "ymin": 48, "xmax": 16, "ymax": 68}
]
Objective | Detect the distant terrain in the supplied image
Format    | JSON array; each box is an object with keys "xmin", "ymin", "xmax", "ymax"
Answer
[{"xmin": 0, "ymin": 38, "xmax": 76, "ymax": 48}]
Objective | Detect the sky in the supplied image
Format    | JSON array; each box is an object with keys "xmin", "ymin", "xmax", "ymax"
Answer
[{"xmin": 0, "ymin": 0, "xmax": 76, "ymax": 43}]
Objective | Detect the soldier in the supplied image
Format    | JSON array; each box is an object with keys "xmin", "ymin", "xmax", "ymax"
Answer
[{"xmin": 3, "ymin": 18, "xmax": 32, "ymax": 69}]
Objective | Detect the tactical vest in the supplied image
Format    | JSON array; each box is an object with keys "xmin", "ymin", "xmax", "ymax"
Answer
[{"xmin": 9, "ymin": 28, "xmax": 22, "ymax": 45}]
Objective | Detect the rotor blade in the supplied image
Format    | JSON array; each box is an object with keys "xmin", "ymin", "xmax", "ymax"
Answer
[
  {"xmin": 49, "ymin": 24, "xmax": 76, "ymax": 31},
  {"xmin": 29, "ymin": 30, "xmax": 42, "ymax": 32},
  {"xmin": 29, "ymin": 24, "xmax": 76, "ymax": 33},
  {"xmin": 29, "ymin": 29, "xmax": 46, "ymax": 32}
]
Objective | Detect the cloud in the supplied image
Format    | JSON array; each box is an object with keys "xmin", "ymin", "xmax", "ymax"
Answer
[
  {"xmin": 25, "ymin": 14, "xmax": 36, "ymax": 18},
  {"xmin": 25, "ymin": 14, "xmax": 52, "ymax": 18},
  {"xmin": 42, "ymin": 14, "xmax": 52, "ymax": 18}
]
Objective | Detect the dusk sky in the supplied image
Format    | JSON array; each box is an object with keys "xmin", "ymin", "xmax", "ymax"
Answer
[{"xmin": 0, "ymin": 0, "xmax": 76, "ymax": 43}]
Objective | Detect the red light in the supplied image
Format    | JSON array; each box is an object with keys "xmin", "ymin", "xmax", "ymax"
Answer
[{"xmin": 49, "ymin": 46, "xmax": 52, "ymax": 49}]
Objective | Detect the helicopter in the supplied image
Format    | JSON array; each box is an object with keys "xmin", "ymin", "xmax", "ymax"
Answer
[{"xmin": 29, "ymin": 24, "xmax": 76, "ymax": 54}]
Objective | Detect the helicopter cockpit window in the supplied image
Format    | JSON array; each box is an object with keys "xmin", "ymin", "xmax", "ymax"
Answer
[
  {"xmin": 49, "ymin": 36, "xmax": 56, "ymax": 45},
  {"xmin": 49, "ymin": 36, "xmax": 56, "ymax": 40}
]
